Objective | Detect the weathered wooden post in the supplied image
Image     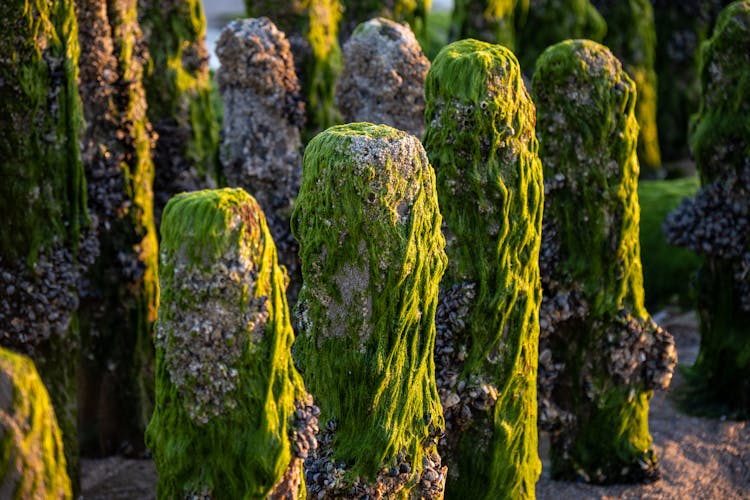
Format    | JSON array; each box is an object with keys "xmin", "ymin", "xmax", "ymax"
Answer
[
  {"xmin": 146, "ymin": 188, "xmax": 316, "ymax": 498},
  {"xmin": 292, "ymin": 123, "xmax": 447, "ymax": 498},
  {"xmin": 664, "ymin": 0, "xmax": 750, "ymax": 418},
  {"xmin": 339, "ymin": 0, "xmax": 431, "ymax": 42},
  {"xmin": 336, "ymin": 17, "xmax": 430, "ymax": 138},
  {"xmin": 139, "ymin": 0, "xmax": 220, "ymax": 222},
  {"xmin": 423, "ymin": 39, "xmax": 543, "ymax": 499},
  {"xmin": 0, "ymin": 348, "xmax": 72, "ymax": 499},
  {"xmin": 533, "ymin": 39, "xmax": 676, "ymax": 483},
  {"xmin": 75, "ymin": 0, "xmax": 159, "ymax": 457},
  {"xmin": 0, "ymin": 0, "xmax": 91, "ymax": 488}
]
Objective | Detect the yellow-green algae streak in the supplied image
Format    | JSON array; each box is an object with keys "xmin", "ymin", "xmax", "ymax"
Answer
[
  {"xmin": 683, "ymin": 0, "xmax": 750, "ymax": 418},
  {"xmin": 291, "ymin": 123, "xmax": 446, "ymax": 486},
  {"xmin": 146, "ymin": 188, "xmax": 306, "ymax": 498},
  {"xmin": 450, "ymin": 0, "xmax": 527, "ymax": 49},
  {"xmin": 533, "ymin": 40, "xmax": 656, "ymax": 481},
  {"xmin": 0, "ymin": 348, "xmax": 71, "ymax": 499},
  {"xmin": 423, "ymin": 40, "xmax": 543, "ymax": 499}
]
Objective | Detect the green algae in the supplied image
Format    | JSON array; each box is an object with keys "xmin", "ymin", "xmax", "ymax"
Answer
[
  {"xmin": 146, "ymin": 188, "xmax": 306, "ymax": 498},
  {"xmin": 450, "ymin": 0, "xmax": 527, "ymax": 49},
  {"xmin": 246, "ymin": 0, "xmax": 343, "ymax": 140},
  {"xmin": 514, "ymin": 0, "xmax": 606, "ymax": 73},
  {"xmin": 532, "ymin": 39, "xmax": 660, "ymax": 482},
  {"xmin": 291, "ymin": 123, "xmax": 446, "ymax": 486},
  {"xmin": 423, "ymin": 39, "xmax": 543, "ymax": 499},
  {"xmin": 679, "ymin": 0, "xmax": 750, "ymax": 419},
  {"xmin": 0, "ymin": 0, "xmax": 87, "ymax": 264},
  {"xmin": 139, "ymin": 0, "xmax": 220, "ymax": 216},
  {"xmin": 340, "ymin": 0, "xmax": 431, "ymax": 41},
  {"xmin": 593, "ymin": 0, "xmax": 662, "ymax": 177},
  {"xmin": 0, "ymin": 348, "xmax": 72, "ymax": 499}
]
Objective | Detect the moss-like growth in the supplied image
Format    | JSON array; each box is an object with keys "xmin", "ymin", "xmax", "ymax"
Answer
[
  {"xmin": 146, "ymin": 188, "xmax": 310, "ymax": 498},
  {"xmin": 514, "ymin": 0, "xmax": 606, "ymax": 73},
  {"xmin": 0, "ymin": 0, "xmax": 89, "ymax": 490},
  {"xmin": 663, "ymin": 1, "xmax": 750, "ymax": 419},
  {"xmin": 139, "ymin": 0, "xmax": 220, "ymax": 222},
  {"xmin": 592, "ymin": 0, "xmax": 662, "ymax": 177},
  {"xmin": 245, "ymin": 0, "xmax": 343, "ymax": 140},
  {"xmin": 0, "ymin": 348, "xmax": 72, "ymax": 499},
  {"xmin": 638, "ymin": 178, "xmax": 702, "ymax": 309},
  {"xmin": 339, "ymin": 0, "xmax": 431, "ymax": 42},
  {"xmin": 292, "ymin": 123, "xmax": 447, "ymax": 497},
  {"xmin": 450, "ymin": 0, "xmax": 526, "ymax": 49},
  {"xmin": 423, "ymin": 40, "xmax": 542, "ymax": 499},
  {"xmin": 533, "ymin": 40, "xmax": 676, "ymax": 483},
  {"xmin": 75, "ymin": 0, "xmax": 159, "ymax": 457}
]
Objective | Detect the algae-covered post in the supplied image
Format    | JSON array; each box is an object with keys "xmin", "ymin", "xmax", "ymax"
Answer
[
  {"xmin": 663, "ymin": 0, "xmax": 750, "ymax": 418},
  {"xmin": 139, "ymin": 0, "xmax": 220, "ymax": 222},
  {"xmin": 336, "ymin": 18, "xmax": 430, "ymax": 138},
  {"xmin": 245, "ymin": 0, "xmax": 342, "ymax": 140},
  {"xmin": 592, "ymin": 0, "xmax": 662, "ymax": 177},
  {"xmin": 449, "ymin": 0, "xmax": 525, "ymax": 49},
  {"xmin": 0, "ymin": 0, "xmax": 93, "ymax": 489},
  {"xmin": 75, "ymin": 0, "xmax": 159, "ymax": 457},
  {"xmin": 533, "ymin": 40, "xmax": 676, "ymax": 483},
  {"xmin": 0, "ymin": 348, "xmax": 72, "ymax": 499},
  {"xmin": 292, "ymin": 123, "xmax": 447, "ymax": 498},
  {"xmin": 339, "ymin": 0, "xmax": 431, "ymax": 42},
  {"xmin": 146, "ymin": 188, "xmax": 316, "ymax": 498},
  {"xmin": 423, "ymin": 39, "xmax": 543, "ymax": 499},
  {"xmin": 514, "ymin": 0, "xmax": 606, "ymax": 73},
  {"xmin": 216, "ymin": 17, "xmax": 305, "ymax": 302}
]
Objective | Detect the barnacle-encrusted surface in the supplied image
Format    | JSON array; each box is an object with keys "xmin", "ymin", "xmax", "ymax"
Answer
[
  {"xmin": 336, "ymin": 17, "xmax": 430, "ymax": 138},
  {"xmin": 217, "ymin": 17, "xmax": 304, "ymax": 302},
  {"xmin": 75, "ymin": 0, "xmax": 159, "ymax": 457},
  {"xmin": 0, "ymin": 348, "xmax": 71, "ymax": 499},
  {"xmin": 245, "ymin": 0, "xmax": 342, "ymax": 139},
  {"xmin": 139, "ymin": 0, "xmax": 219, "ymax": 223},
  {"xmin": 292, "ymin": 123, "xmax": 447, "ymax": 497},
  {"xmin": 423, "ymin": 39, "xmax": 542, "ymax": 499},
  {"xmin": 533, "ymin": 40, "xmax": 676, "ymax": 483},
  {"xmin": 592, "ymin": 0, "xmax": 662, "ymax": 176},
  {"xmin": 146, "ymin": 188, "xmax": 311, "ymax": 498},
  {"xmin": 515, "ymin": 0, "xmax": 606, "ymax": 72},
  {"xmin": 339, "ymin": 0, "xmax": 431, "ymax": 42},
  {"xmin": 0, "ymin": 0, "xmax": 91, "ymax": 489},
  {"xmin": 663, "ymin": 1, "xmax": 750, "ymax": 418}
]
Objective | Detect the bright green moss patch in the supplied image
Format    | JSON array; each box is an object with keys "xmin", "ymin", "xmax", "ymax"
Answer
[
  {"xmin": 292, "ymin": 123, "xmax": 446, "ymax": 488},
  {"xmin": 146, "ymin": 188, "xmax": 306, "ymax": 498},
  {"xmin": 0, "ymin": 348, "xmax": 72, "ymax": 499},
  {"xmin": 424, "ymin": 39, "xmax": 542, "ymax": 499},
  {"xmin": 533, "ymin": 39, "xmax": 673, "ymax": 483}
]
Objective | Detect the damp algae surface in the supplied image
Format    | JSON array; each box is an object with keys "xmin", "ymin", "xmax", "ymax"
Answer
[
  {"xmin": 292, "ymin": 123, "xmax": 447, "ymax": 484},
  {"xmin": 146, "ymin": 188, "xmax": 306, "ymax": 499}
]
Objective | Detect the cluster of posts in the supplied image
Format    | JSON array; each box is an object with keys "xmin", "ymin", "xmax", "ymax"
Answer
[{"xmin": 0, "ymin": 0, "xmax": 748, "ymax": 498}]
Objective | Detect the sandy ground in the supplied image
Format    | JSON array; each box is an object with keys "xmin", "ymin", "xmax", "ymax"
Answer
[{"xmin": 79, "ymin": 309, "xmax": 750, "ymax": 499}]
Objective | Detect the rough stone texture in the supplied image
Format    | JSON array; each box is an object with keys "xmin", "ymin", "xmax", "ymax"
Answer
[
  {"xmin": 217, "ymin": 17, "xmax": 305, "ymax": 303},
  {"xmin": 532, "ymin": 40, "xmax": 677, "ymax": 484},
  {"xmin": 592, "ymin": 0, "xmax": 662, "ymax": 177},
  {"xmin": 146, "ymin": 188, "xmax": 312, "ymax": 498},
  {"xmin": 515, "ymin": 0, "xmax": 606, "ymax": 73},
  {"xmin": 0, "ymin": 0, "xmax": 93, "ymax": 490},
  {"xmin": 292, "ymin": 124, "xmax": 447, "ymax": 498},
  {"xmin": 245, "ymin": 0, "xmax": 343, "ymax": 140},
  {"xmin": 663, "ymin": 0, "xmax": 750, "ymax": 419},
  {"xmin": 423, "ymin": 39, "xmax": 542, "ymax": 499},
  {"xmin": 339, "ymin": 0, "xmax": 431, "ymax": 42},
  {"xmin": 450, "ymin": 0, "xmax": 525, "ymax": 49},
  {"xmin": 139, "ymin": 0, "xmax": 220, "ymax": 224},
  {"xmin": 75, "ymin": 0, "xmax": 159, "ymax": 458},
  {"xmin": 0, "ymin": 348, "xmax": 72, "ymax": 499},
  {"xmin": 336, "ymin": 18, "xmax": 429, "ymax": 138}
]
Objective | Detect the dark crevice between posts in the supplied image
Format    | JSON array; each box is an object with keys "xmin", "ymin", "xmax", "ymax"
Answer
[
  {"xmin": 532, "ymin": 40, "xmax": 676, "ymax": 484},
  {"xmin": 75, "ymin": 0, "xmax": 159, "ymax": 459},
  {"xmin": 423, "ymin": 39, "xmax": 543, "ymax": 500}
]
